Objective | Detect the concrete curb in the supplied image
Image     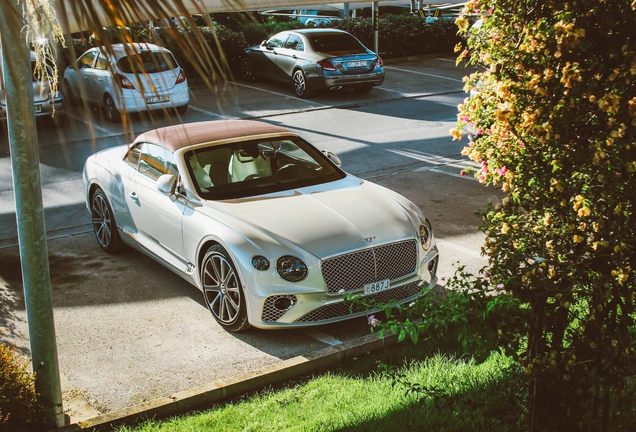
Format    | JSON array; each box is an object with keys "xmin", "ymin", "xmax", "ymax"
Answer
[{"xmin": 54, "ymin": 330, "xmax": 398, "ymax": 431}]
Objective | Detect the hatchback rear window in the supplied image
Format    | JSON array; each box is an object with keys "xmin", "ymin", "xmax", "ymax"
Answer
[
  {"xmin": 309, "ymin": 33, "xmax": 365, "ymax": 54},
  {"xmin": 117, "ymin": 52, "xmax": 178, "ymax": 74}
]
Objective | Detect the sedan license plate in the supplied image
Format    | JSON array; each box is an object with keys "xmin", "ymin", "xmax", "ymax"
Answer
[
  {"xmin": 34, "ymin": 104, "xmax": 42, "ymax": 113},
  {"xmin": 347, "ymin": 61, "xmax": 366, "ymax": 68},
  {"xmin": 146, "ymin": 95, "xmax": 170, "ymax": 104},
  {"xmin": 364, "ymin": 279, "xmax": 391, "ymax": 296}
]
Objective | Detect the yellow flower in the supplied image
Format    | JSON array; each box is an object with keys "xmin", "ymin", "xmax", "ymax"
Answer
[
  {"xmin": 546, "ymin": 240, "xmax": 554, "ymax": 248},
  {"xmin": 450, "ymin": 128, "xmax": 463, "ymax": 141},
  {"xmin": 578, "ymin": 207, "xmax": 591, "ymax": 217},
  {"xmin": 573, "ymin": 235, "xmax": 584, "ymax": 243},
  {"xmin": 501, "ymin": 223, "xmax": 510, "ymax": 234}
]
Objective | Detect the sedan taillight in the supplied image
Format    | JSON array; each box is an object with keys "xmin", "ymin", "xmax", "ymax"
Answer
[
  {"xmin": 116, "ymin": 73, "xmax": 135, "ymax": 89},
  {"xmin": 317, "ymin": 60, "xmax": 337, "ymax": 71},
  {"xmin": 175, "ymin": 68, "xmax": 186, "ymax": 84}
]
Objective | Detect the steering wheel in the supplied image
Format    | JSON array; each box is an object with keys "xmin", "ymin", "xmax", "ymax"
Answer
[{"xmin": 275, "ymin": 164, "xmax": 296, "ymax": 176}]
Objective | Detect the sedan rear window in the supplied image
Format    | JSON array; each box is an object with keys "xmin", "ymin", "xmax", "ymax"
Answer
[
  {"xmin": 309, "ymin": 33, "xmax": 366, "ymax": 54},
  {"xmin": 117, "ymin": 52, "xmax": 178, "ymax": 74}
]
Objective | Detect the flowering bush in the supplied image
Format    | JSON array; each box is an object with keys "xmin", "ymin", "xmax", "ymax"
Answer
[
  {"xmin": 0, "ymin": 340, "xmax": 47, "ymax": 430},
  {"xmin": 451, "ymin": 0, "xmax": 636, "ymax": 430}
]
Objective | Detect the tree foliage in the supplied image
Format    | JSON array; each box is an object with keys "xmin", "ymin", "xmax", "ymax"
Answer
[{"xmin": 452, "ymin": 0, "xmax": 636, "ymax": 430}]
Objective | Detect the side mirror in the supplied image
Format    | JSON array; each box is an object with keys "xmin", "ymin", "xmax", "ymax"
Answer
[
  {"xmin": 322, "ymin": 150, "xmax": 342, "ymax": 168},
  {"xmin": 156, "ymin": 174, "xmax": 177, "ymax": 195},
  {"xmin": 261, "ymin": 40, "xmax": 267, "ymax": 47}
]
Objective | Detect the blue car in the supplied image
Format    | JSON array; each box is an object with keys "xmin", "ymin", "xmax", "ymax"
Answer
[{"xmin": 239, "ymin": 29, "xmax": 385, "ymax": 98}]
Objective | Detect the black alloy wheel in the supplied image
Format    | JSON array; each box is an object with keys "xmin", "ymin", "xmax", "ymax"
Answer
[
  {"xmin": 201, "ymin": 244, "xmax": 251, "ymax": 332},
  {"xmin": 90, "ymin": 187, "xmax": 126, "ymax": 253}
]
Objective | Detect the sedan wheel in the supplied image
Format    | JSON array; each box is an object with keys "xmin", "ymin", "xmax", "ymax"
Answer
[
  {"xmin": 293, "ymin": 69, "xmax": 313, "ymax": 98},
  {"xmin": 91, "ymin": 188, "xmax": 125, "ymax": 253},
  {"xmin": 201, "ymin": 245, "xmax": 251, "ymax": 332},
  {"xmin": 104, "ymin": 94, "xmax": 121, "ymax": 123},
  {"xmin": 239, "ymin": 58, "xmax": 257, "ymax": 82}
]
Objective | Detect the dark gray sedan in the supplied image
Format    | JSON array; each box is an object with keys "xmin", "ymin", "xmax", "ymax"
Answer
[{"xmin": 239, "ymin": 28, "xmax": 385, "ymax": 98}]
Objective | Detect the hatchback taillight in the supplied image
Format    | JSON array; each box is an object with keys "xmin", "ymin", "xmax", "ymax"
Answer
[
  {"xmin": 317, "ymin": 60, "xmax": 337, "ymax": 71},
  {"xmin": 175, "ymin": 68, "xmax": 186, "ymax": 84},
  {"xmin": 116, "ymin": 73, "xmax": 135, "ymax": 89},
  {"xmin": 376, "ymin": 57, "xmax": 383, "ymax": 67}
]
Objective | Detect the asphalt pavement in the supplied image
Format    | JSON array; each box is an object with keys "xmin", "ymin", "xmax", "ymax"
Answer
[{"xmin": 0, "ymin": 55, "xmax": 504, "ymax": 429}]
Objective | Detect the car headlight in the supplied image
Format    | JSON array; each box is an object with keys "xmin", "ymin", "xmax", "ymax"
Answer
[
  {"xmin": 276, "ymin": 256, "xmax": 308, "ymax": 282},
  {"xmin": 251, "ymin": 255, "xmax": 270, "ymax": 271},
  {"xmin": 419, "ymin": 217, "xmax": 432, "ymax": 250}
]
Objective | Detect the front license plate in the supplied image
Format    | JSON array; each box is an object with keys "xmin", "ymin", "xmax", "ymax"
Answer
[
  {"xmin": 34, "ymin": 104, "xmax": 42, "ymax": 113},
  {"xmin": 347, "ymin": 61, "xmax": 366, "ymax": 68},
  {"xmin": 364, "ymin": 279, "xmax": 391, "ymax": 295},
  {"xmin": 146, "ymin": 95, "xmax": 170, "ymax": 104}
]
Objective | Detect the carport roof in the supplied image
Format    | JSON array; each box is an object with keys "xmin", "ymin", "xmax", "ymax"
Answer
[{"xmin": 133, "ymin": 119, "xmax": 293, "ymax": 152}]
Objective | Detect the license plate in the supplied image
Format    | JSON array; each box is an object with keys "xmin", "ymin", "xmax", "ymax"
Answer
[
  {"xmin": 364, "ymin": 279, "xmax": 391, "ymax": 295},
  {"xmin": 347, "ymin": 61, "xmax": 366, "ymax": 68},
  {"xmin": 34, "ymin": 104, "xmax": 42, "ymax": 113},
  {"xmin": 146, "ymin": 95, "xmax": 170, "ymax": 104}
]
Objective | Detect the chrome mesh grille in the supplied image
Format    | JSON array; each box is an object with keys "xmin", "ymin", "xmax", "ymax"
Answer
[
  {"xmin": 294, "ymin": 281, "xmax": 422, "ymax": 323},
  {"xmin": 261, "ymin": 295, "xmax": 297, "ymax": 322},
  {"xmin": 321, "ymin": 240, "xmax": 417, "ymax": 294}
]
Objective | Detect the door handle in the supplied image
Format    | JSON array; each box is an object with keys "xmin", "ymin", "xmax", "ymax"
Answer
[{"xmin": 129, "ymin": 191, "xmax": 138, "ymax": 201}]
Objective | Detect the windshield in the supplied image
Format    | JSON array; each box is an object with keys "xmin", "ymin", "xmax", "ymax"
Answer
[
  {"xmin": 185, "ymin": 136, "xmax": 345, "ymax": 200},
  {"xmin": 116, "ymin": 52, "xmax": 178, "ymax": 74},
  {"xmin": 309, "ymin": 33, "xmax": 366, "ymax": 54}
]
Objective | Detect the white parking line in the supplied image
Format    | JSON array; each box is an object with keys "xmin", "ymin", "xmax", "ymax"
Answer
[
  {"xmin": 385, "ymin": 66, "xmax": 464, "ymax": 83},
  {"xmin": 303, "ymin": 329, "xmax": 343, "ymax": 346},
  {"xmin": 66, "ymin": 112, "xmax": 113, "ymax": 135},
  {"xmin": 230, "ymin": 82, "xmax": 327, "ymax": 107},
  {"xmin": 437, "ymin": 238, "xmax": 484, "ymax": 259},
  {"xmin": 187, "ymin": 105, "xmax": 232, "ymax": 119}
]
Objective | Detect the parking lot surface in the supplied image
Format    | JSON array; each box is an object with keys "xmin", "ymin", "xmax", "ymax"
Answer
[{"xmin": 0, "ymin": 56, "xmax": 503, "ymax": 422}]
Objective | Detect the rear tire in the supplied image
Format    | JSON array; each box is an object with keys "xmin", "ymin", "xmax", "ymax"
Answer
[
  {"xmin": 176, "ymin": 104, "xmax": 188, "ymax": 115},
  {"xmin": 104, "ymin": 94, "xmax": 121, "ymax": 123},
  {"xmin": 293, "ymin": 69, "xmax": 313, "ymax": 98},
  {"xmin": 91, "ymin": 187, "xmax": 126, "ymax": 254},
  {"xmin": 201, "ymin": 244, "xmax": 251, "ymax": 332}
]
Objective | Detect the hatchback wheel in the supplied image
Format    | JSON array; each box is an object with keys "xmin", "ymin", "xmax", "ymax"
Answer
[
  {"xmin": 201, "ymin": 245, "xmax": 251, "ymax": 332},
  {"xmin": 293, "ymin": 69, "xmax": 313, "ymax": 98},
  {"xmin": 239, "ymin": 58, "xmax": 257, "ymax": 82},
  {"xmin": 91, "ymin": 188, "xmax": 126, "ymax": 253},
  {"xmin": 104, "ymin": 94, "xmax": 121, "ymax": 123}
]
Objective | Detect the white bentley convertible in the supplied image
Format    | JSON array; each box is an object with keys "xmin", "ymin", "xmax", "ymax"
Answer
[{"xmin": 83, "ymin": 120, "xmax": 439, "ymax": 331}]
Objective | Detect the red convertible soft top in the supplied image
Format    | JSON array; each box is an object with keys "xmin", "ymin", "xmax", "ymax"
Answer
[{"xmin": 133, "ymin": 120, "xmax": 294, "ymax": 153}]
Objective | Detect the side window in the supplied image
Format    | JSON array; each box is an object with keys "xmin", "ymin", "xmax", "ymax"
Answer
[
  {"xmin": 137, "ymin": 143, "xmax": 178, "ymax": 180},
  {"xmin": 284, "ymin": 35, "xmax": 304, "ymax": 51},
  {"xmin": 78, "ymin": 51, "xmax": 96, "ymax": 69},
  {"xmin": 124, "ymin": 143, "xmax": 141, "ymax": 167},
  {"xmin": 267, "ymin": 34, "xmax": 288, "ymax": 49},
  {"xmin": 94, "ymin": 54, "xmax": 108, "ymax": 71}
]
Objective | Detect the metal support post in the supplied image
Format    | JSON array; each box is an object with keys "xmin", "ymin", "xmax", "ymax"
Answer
[
  {"xmin": 0, "ymin": 0, "xmax": 64, "ymax": 429},
  {"xmin": 373, "ymin": 1, "xmax": 379, "ymax": 55}
]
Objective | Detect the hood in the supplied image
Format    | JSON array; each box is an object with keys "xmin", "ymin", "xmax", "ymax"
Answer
[{"xmin": 207, "ymin": 177, "xmax": 415, "ymax": 259}]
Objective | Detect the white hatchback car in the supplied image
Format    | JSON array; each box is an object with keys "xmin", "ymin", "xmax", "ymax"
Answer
[{"xmin": 63, "ymin": 43, "xmax": 189, "ymax": 123}]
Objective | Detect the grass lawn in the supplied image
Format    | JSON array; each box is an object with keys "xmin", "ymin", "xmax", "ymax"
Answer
[{"xmin": 116, "ymin": 343, "xmax": 526, "ymax": 432}]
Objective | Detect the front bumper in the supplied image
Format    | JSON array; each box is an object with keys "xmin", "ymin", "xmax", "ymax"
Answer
[{"xmin": 246, "ymin": 244, "xmax": 439, "ymax": 329}]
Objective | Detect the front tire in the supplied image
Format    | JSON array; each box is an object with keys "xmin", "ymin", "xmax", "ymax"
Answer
[
  {"xmin": 91, "ymin": 187, "xmax": 126, "ymax": 254},
  {"xmin": 104, "ymin": 94, "xmax": 121, "ymax": 123},
  {"xmin": 201, "ymin": 245, "xmax": 251, "ymax": 332},
  {"xmin": 239, "ymin": 58, "xmax": 257, "ymax": 82},
  {"xmin": 293, "ymin": 69, "xmax": 313, "ymax": 98}
]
